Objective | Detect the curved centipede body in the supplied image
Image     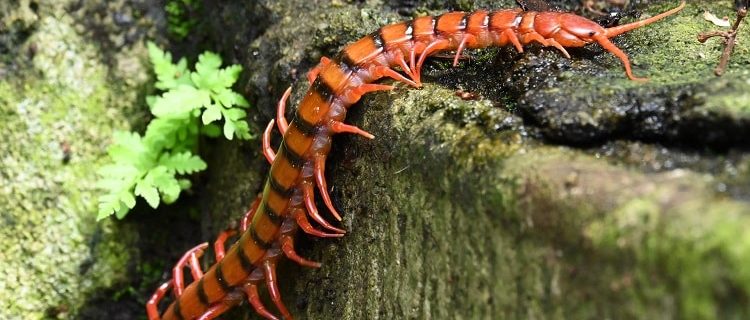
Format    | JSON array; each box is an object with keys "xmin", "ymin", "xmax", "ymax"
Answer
[{"xmin": 147, "ymin": 2, "xmax": 686, "ymax": 319}]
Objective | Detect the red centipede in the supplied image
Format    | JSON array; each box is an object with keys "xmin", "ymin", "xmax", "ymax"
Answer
[{"xmin": 146, "ymin": 1, "xmax": 686, "ymax": 319}]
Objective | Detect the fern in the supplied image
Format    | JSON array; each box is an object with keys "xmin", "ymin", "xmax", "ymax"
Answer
[{"xmin": 97, "ymin": 42, "xmax": 252, "ymax": 220}]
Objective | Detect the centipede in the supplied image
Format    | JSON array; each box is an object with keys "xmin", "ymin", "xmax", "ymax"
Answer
[{"xmin": 146, "ymin": 1, "xmax": 686, "ymax": 319}]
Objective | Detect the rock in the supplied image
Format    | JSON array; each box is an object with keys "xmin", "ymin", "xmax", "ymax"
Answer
[
  {"xmin": 197, "ymin": 0, "xmax": 750, "ymax": 319},
  {"xmin": 0, "ymin": 0, "xmax": 162, "ymax": 318}
]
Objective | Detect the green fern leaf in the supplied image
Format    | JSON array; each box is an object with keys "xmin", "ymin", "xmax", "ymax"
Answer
[
  {"xmin": 201, "ymin": 103, "xmax": 223, "ymax": 124},
  {"xmin": 201, "ymin": 123, "xmax": 221, "ymax": 137},
  {"xmin": 218, "ymin": 64, "xmax": 242, "ymax": 88},
  {"xmin": 151, "ymin": 85, "xmax": 210, "ymax": 117},
  {"xmin": 222, "ymin": 108, "xmax": 246, "ymax": 121},
  {"xmin": 233, "ymin": 120, "xmax": 252, "ymax": 140},
  {"xmin": 223, "ymin": 120, "xmax": 236, "ymax": 140},
  {"xmin": 134, "ymin": 180, "xmax": 160, "ymax": 208},
  {"xmin": 148, "ymin": 42, "xmax": 191, "ymax": 90},
  {"xmin": 192, "ymin": 52, "xmax": 223, "ymax": 91},
  {"xmin": 159, "ymin": 151, "xmax": 207, "ymax": 174}
]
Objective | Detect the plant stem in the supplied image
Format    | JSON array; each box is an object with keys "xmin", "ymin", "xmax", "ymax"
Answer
[{"xmin": 698, "ymin": 7, "xmax": 747, "ymax": 76}]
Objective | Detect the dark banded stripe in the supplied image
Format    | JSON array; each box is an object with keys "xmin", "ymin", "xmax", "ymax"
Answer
[
  {"xmin": 280, "ymin": 143, "xmax": 304, "ymax": 168},
  {"xmin": 459, "ymin": 13, "xmax": 468, "ymax": 29},
  {"xmin": 173, "ymin": 299, "xmax": 185, "ymax": 320},
  {"xmin": 292, "ymin": 116, "xmax": 316, "ymax": 136},
  {"xmin": 196, "ymin": 278, "xmax": 209, "ymax": 306},
  {"xmin": 433, "ymin": 15, "xmax": 442, "ymax": 34},
  {"xmin": 263, "ymin": 201, "xmax": 283, "ymax": 226},
  {"xmin": 269, "ymin": 174, "xmax": 293, "ymax": 197},
  {"xmin": 312, "ymin": 77, "xmax": 333, "ymax": 100},
  {"xmin": 377, "ymin": 27, "xmax": 388, "ymax": 46},
  {"xmin": 236, "ymin": 242, "xmax": 255, "ymax": 272},
  {"xmin": 250, "ymin": 227, "xmax": 273, "ymax": 249},
  {"xmin": 370, "ymin": 32, "xmax": 384, "ymax": 48},
  {"xmin": 404, "ymin": 20, "xmax": 413, "ymax": 39},
  {"xmin": 214, "ymin": 263, "xmax": 231, "ymax": 293},
  {"xmin": 335, "ymin": 51, "xmax": 358, "ymax": 71}
]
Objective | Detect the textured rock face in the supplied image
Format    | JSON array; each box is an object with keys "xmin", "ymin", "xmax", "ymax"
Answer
[
  {"xmin": 0, "ymin": 0, "xmax": 159, "ymax": 318},
  {"xmin": 195, "ymin": 0, "xmax": 750, "ymax": 319}
]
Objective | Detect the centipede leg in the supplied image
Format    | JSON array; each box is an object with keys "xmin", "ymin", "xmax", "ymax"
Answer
[
  {"xmin": 196, "ymin": 290, "xmax": 244, "ymax": 320},
  {"xmin": 263, "ymin": 259, "xmax": 293, "ymax": 320},
  {"xmin": 594, "ymin": 35, "xmax": 646, "ymax": 81},
  {"xmin": 415, "ymin": 39, "xmax": 451, "ymax": 81},
  {"xmin": 409, "ymin": 41, "xmax": 426, "ymax": 85},
  {"xmin": 303, "ymin": 183, "xmax": 346, "ymax": 233},
  {"xmin": 342, "ymin": 83, "xmax": 395, "ymax": 104},
  {"xmin": 313, "ymin": 154, "xmax": 343, "ymax": 222},
  {"xmin": 452, "ymin": 34, "xmax": 476, "ymax": 67},
  {"xmin": 307, "ymin": 56, "xmax": 331, "ymax": 84},
  {"xmin": 146, "ymin": 281, "xmax": 172, "ymax": 320},
  {"xmin": 294, "ymin": 208, "xmax": 345, "ymax": 238},
  {"xmin": 243, "ymin": 279, "xmax": 280, "ymax": 320},
  {"xmin": 276, "ymin": 87, "xmax": 292, "ymax": 135},
  {"xmin": 391, "ymin": 50, "xmax": 417, "ymax": 81},
  {"xmin": 263, "ymin": 119, "xmax": 276, "ymax": 164},
  {"xmin": 501, "ymin": 29, "xmax": 524, "ymax": 53},
  {"xmin": 330, "ymin": 121, "xmax": 374, "ymax": 139},
  {"xmin": 369, "ymin": 65, "xmax": 419, "ymax": 88},
  {"xmin": 281, "ymin": 233, "xmax": 322, "ymax": 268},
  {"xmin": 213, "ymin": 228, "xmax": 236, "ymax": 261},
  {"xmin": 240, "ymin": 194, "xmax": 263, "ymax": 233},
  {"xmin": 523, "ymin": 32, "xmax": 571, "ymax": 58},
  {"xmin": 172, "ymin": 242, "xmax": 209, "ymax": 296}
]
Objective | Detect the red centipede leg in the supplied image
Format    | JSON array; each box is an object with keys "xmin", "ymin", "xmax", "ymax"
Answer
[
  {"xmin": 313, "ymin": 154, "xmax": 343, "ymax": 221},
  {"xmin": 294, "ymin": 208, "xmax": 345, "ymax": 238},
  {"xmin": 302, "ymin": 183, "xmax": 346, "ymax": 233},
  {"xmin": 523, "ymin": 32, "xmax": 571, "ymax": 59},
  {"xmin": 146, "ymin": 281, "xmax": 171, "ymax": 320},
  {"xmin": 276, "ymin": 87, "xmax": 292, "ymax": 135},
  {"xmin": 213, "ymin": 228, "xmax": 236, "ymax": 261},
  {"xmin": 415, "ymin": 39, "xmax": 451, "ymax": 82},
  {"xmin": 172, "ymin": 242, "xmax": 209, "ymax": 296},
  {"xmin": 593, "ymin": 35, "xmax": 646, "ymax": 81},
  {"xmin": 545, "ymin": 38, "xmax": 570, "ymax": 59},
  {"xmin": 243, "ymin": 281, "xmax": 280, "ymax": 320},
  {"xmin": 452, "ymin": 34, "xmax": 475, "ymax": 67},
  {"xmin": 281, "ymin": 234, "xmax": 322, "ymax": 268},
  {"xmin": 330, "ymin": 121, "xmax": 374, "ymax": 139},
  {"xmin": 409, "ymin": 41, "xmax": 426, "ymax": 85},
  {"xmin": 501, "ymin": 29, "xmax": 524, "ymax": 53},
  {"xmin": 263, "ymin": 119, "xmax": 276, "ymax": 164},
  {"xmin": 392, "ymin": 50, "xmax": 416, "ymax": 80},
  {"xmin": 342, "ymin": 83, "xmax": 395, "ymax": 104},
  {"xmin": 241, "ymin": 194, "xmax": 263, "ymax": 233},
  {"xmin": 369, "ymin": 65, "xmax": 419, "ymax": 88},
  {"xmin": 263, "ymin": 259, "xmax": 293, "ymax": 320},
  {"xmin": 307, "ymin": 56, "xmax": 331, "ymax": 84},
  {"xmin": 196, "ymin": 290, "xmax": 245, "ymax": 320}
]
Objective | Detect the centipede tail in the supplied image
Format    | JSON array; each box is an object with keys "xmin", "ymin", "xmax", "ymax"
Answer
[{"xmin": 149, "ymin": 2, "xmax": 685, "ymax": 319}]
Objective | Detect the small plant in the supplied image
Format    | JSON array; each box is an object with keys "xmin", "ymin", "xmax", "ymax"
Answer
[
  {"xmin": 97, "ymin": 42, "xmax": 252, "ymax": 220},
  {"xmin": 165, "ymin": 0, "xmax": 199, "ymax": 40}
]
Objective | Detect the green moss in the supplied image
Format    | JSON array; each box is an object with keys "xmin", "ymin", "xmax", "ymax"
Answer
[{"xmin": 0, "ymin": 2, "xmax": 147, "ymax": 318}]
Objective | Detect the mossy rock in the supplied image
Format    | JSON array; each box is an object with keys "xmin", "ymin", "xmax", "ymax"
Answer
[
  {"xmin": 0, "ymin": 0, "xmax": 163, "ymax": 318},
  {"xmin": 198, "ymin": 0, "xmax": 750, "ymax": 319}
]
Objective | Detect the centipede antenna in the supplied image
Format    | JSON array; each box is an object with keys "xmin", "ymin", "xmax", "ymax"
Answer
[{"xmin": 604, "ymin": 1, "xmax": 685, "ymax": 38}]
